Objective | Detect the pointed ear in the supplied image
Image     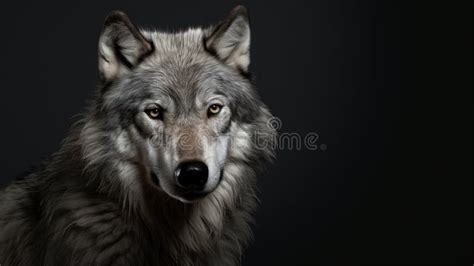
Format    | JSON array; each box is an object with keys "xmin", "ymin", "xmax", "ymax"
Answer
[
  {"xmin": 205, "ymin": 6, "xmax": 251, "ymax": 73},
  {"xmin": 98, "ymin": 11, "xmax": 153, "ymax": 82}
]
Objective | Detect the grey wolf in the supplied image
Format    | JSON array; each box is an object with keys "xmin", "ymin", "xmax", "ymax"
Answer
[{"xmin": 0, "ymin": 6, "xmax": 276, "ymax": 265}]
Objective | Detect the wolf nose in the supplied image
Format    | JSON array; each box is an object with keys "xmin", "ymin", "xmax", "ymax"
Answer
[{"xmin": 175, "ymin": 161, "xmax": 208, "ymax": 191}]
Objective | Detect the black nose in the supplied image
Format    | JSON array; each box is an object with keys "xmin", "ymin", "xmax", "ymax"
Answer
[{"xmin": 175, "ymin": 161, "xmax": 208, "ymax": 191}]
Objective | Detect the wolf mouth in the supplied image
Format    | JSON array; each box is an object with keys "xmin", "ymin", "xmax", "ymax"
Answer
[
  {"xmin": 150, "ymin": 172, "xmax": 160, "ymax": 188},
  {"xmin": 175, "ymin": 189, "xmax": 210, "ymax": 201}
]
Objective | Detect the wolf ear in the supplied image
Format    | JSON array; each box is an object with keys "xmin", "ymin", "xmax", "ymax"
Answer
[
  {"xmin": 205, "ymin": 6, "xmax": 251, "ymax": 73},
  {"xmin": 98, "ymin": 11, "xmax": 153, "ymax": 82}
]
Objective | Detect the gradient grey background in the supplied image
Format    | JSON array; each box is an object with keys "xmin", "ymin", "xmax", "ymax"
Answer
[{"xmin": 0, "ymin": 1, "xmax": 471, "ymax": 264}]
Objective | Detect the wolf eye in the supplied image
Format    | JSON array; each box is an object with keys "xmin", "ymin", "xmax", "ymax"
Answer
[
  {"xmin": 145, "ymin": 105, "xmax": 162, "ymax": 120},
  {"xmin": 208, "ymin": 104, "xmax": 222, "ymax": 116}
]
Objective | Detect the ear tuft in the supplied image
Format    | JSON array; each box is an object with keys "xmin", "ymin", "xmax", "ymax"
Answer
[
  {"xmin": 205, "ymin": 6, "xmax": 251, "ymax": 72},
  {"xmin": 98, "ymin": 11, "xmax": 152, "ymax": 82}
]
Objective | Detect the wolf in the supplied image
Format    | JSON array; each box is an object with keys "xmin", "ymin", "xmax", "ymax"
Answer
[{"xmin": 0, "ymin": 6, "xmax": 276, "ymax": 266}]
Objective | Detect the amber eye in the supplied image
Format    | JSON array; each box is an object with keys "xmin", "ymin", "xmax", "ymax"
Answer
[
  {"xmin": 145, "ymin": 106, "xmax": 162, "ymax": 120},
  {"xmin": 208, "ymin": 104, "xmax": 222, "ymax": 116}
]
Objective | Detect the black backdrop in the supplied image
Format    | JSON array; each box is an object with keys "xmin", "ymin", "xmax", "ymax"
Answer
[{"xmin": 0, "ymin": 1, "xmax": 471, "ymax": 265}]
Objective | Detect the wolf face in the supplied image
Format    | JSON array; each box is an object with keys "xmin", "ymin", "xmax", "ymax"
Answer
[{"xmin": 81, "ymin": 7, "xmax": 275, "ymax": 204}]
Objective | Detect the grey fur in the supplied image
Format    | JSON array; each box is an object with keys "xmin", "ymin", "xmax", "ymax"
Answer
[{"xmin": 0, "ymin": 6, "xmax": 276, "ymax": 266}]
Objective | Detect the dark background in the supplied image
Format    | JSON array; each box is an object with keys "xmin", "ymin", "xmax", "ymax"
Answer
[{"xmin": 0, "ymin": 1, "xmax": 471, "ymax": 265}]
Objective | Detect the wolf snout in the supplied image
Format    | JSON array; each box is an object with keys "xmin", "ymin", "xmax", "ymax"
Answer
[{"xmin": 174, "ymin": 161, "xmax": 208, "ymax": 191}]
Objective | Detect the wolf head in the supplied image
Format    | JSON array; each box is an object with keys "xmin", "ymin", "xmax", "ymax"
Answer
[{"xmin": 81, "ymin": 6, "xmax": 275, "ymax": 206}]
